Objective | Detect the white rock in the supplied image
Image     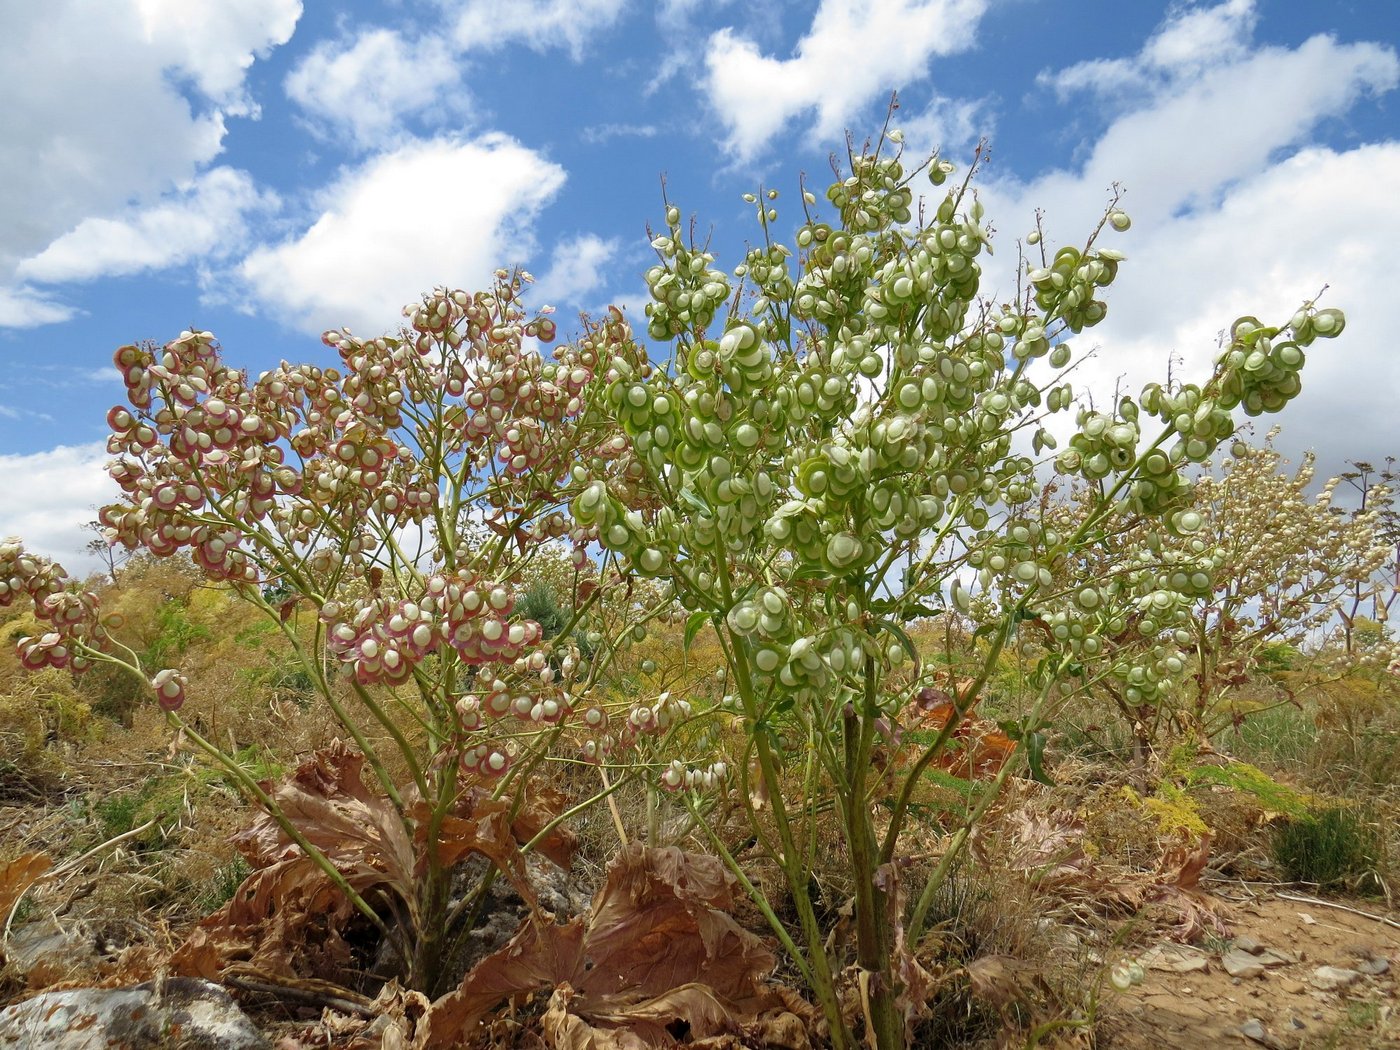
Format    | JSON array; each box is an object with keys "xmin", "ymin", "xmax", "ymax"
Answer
[
  {"xmin": 1310, "ymin": 965, "xmax": 1364, "ymax": 991},
  {"xmin": 0, "ymin": 978, "xmax": 269, "ymax": 1049}
]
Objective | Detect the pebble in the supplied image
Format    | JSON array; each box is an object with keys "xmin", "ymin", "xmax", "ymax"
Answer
[
  {"xmin": 1239, "ymin": 1018, "xmax": 1284, "ymax": 1049},
  {"xmin": 1222, "ymin": 948, "xmax": 1266, "ymax": 979},
  {"xmin": 1310, "ymin": 965, "xmax": 1363, "ymax": 991}
]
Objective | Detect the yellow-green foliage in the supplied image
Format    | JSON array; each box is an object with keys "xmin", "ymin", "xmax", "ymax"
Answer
[
  {"xmin": 0, "ymin": 668, "xmax": 97, "ymax": 793},
  {"xmin": 1121, "ymin": 782, "xmax": 1211, "ymax": 838},
  {"xmin": 1184, "ymin": 760, "xmax": 1317, "ymax": 819}
]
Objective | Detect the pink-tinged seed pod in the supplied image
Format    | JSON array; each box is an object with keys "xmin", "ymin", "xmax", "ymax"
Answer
[
  {"xmin": 459, "ymin": 743, "xmax": 489, "ymax": 772},
  {"xmin": 455, "ymin": 697, "xmax": 484, "ymax": 731},
  {"xmin": 151, "ymin": 668, "xmax": 188, "ymax": 712},
  {"xmin": 481, "ymin": 749, "xmax": 511, "ymax": 777},
  {"xmin": 661, "ymin": 760, "xmax": 686, "ymax": 792}
]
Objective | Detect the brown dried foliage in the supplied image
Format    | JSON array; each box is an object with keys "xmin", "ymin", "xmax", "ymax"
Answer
[{"xmin": 423, "ymin": 843, "xmax": 812, "ymax": 1049}]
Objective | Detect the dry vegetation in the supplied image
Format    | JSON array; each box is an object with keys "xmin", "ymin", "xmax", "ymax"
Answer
[{"xmin": 2, "ymin": 563, "xmax": 1397, "ymax": 1048}]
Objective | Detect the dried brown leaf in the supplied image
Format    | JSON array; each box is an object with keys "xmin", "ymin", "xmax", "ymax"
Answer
[
  {"xmin": 425, "ymin": 916, "xmax": 587, "ymax": 1040},
  {"xmin": 170, "ymin": 855, "xmax": 360, "ymax": 981},
  {"xmin": 582, "ymin": 845, "xmax": 770, "ymax": 1001},
  {"xmin": 0, "ymin": 851, "xmax": 52, "ymax": 921},
  {"xmin": 236, "ymin": 741, "xmax": 416, "ymax": 912},
  {"xmin": 966, "ymin": 955, "xmax": 1047, "ymax": 1010},
  {"xmin": 425, "ymin": 844, "xmax": 785, "ymax": 1050},
  {"xmin": 511, "ymin": 784, "xmax": 577, "ymax": 870}
]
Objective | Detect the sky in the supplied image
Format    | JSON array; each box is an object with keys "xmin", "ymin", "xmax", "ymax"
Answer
[{"xmin": 1, "ymin": 0, "xmax": 1398, "ymax": 569}]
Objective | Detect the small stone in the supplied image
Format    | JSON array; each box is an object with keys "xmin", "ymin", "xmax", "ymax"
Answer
[
  {"xmin": 1356, "ymin": 957, "xmax": 1389, "ymax": 976},
  {"xmin": 1141, "ymin": 944, "xmax": 1210, "ymax": 973},
  {"xmin": 1223, "ymin": 948, "xmax": 1267, "ymax": 978},
  {"xmin": 1310, "ymin": 965, "xmax": 1363, "ymax": 991},
  {"xmin": 1239, "ymin": 1018, "xmax": 1284, "ymax": 1049}
]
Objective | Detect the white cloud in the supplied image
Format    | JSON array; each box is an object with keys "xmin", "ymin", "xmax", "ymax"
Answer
[
  {"xmin": 702, "ymin": 0, "xmax": 989, "ymax": 162},
  {"xmin": 285, "ymin": 27, "xmax": 465, "ymax": 150},
  {"xmin": 19, "ymin": 168, "xmax": 278, "ymax": 283},
  {"xmin": 589, "ymin": 287, "xmax": 653, "ymax": 327},
  {"xmin": 982, "ymin": 35, "xmax": 1398, "ymax": 240},
  {"xmin": 1141, "ymin": 0, "xmax": 1257, "ymax": 80},
  {"xmin": 0, "ymin": 287, "xmax": 74, "ymax": 328},
  {"xmin": 1044, "ymin": 144, "xmax": 1400, "ymax": 477},
  {"xmin": 132, "ymin": 0, "xmax": 302, "ymax": 105},
  {"xmin": 239, "ymin": 134, "xmax": 567, "ymax": 336},
  {"xmin": 581, "ymin": 123, "xmax": 659, "ymax": 145},
  {"xmin": 0, "ymin": 0, "xmax": 300, "ymax": 327},
  {"xmin": 948, "ymin": 4, "xmax": 1400, "ymax": 475},
  {"xmin": 531, "ymin": 234, "xmax": 621, "ymax": 310},
  {"xmin": 0, "ymin": 443, "xmax": 116, "ymax": 574},
  {"xmin": 1043, "ymin": 0, "xmax": 1258, "ymax": 99},
  {"xmin": 898, "ymin": 93, "xmax": 992, "ymax": 158},
  {"xmin": 449, "ymin": 0, "xmax": 629, "ymax": 61}
]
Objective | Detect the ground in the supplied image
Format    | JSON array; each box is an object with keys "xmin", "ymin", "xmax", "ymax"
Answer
[{"xmin": 1105, "ymin": 895, "xmax": 1398, "ymax": 1049}]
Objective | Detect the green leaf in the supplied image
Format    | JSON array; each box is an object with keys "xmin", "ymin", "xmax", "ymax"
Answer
[
  {"xmin": 1026, "ymin": 731, "xmax": 1053, "ymax": 786},
  {"xmin": 684, "ymin": 610, "xmax": 709, "ymax": 653},
  {"xmin": 679, "ymin": 487, "xmax": 711, "ymax": 515},
  {"xmin": 872, "ymin": 617, "xmax": 919, "ymax": 667}
]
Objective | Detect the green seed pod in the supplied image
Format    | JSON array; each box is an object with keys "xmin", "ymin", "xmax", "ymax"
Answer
[
  {"xmin": 1312, "ymin": 308, "xmax": 1344, "ymax": 336},
  {"xmin": 826, "ymin": 532, "xmax": 864, "ymax": 570}
]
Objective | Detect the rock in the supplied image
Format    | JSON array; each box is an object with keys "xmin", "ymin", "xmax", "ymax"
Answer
[
  {"xmin": 2, "ymin": 918, "xmax": 99, "ymax": 986},
  {"xmin": 1141, "ymin": 944, "xmax": 1210, "ymax": 973},
  {"xmin": 1310, "ymin": 966, "xmax": 1363, "ymax": 991},
  {"xmin": 1356, "ymin": 956, "xmax": 1389, "ymax": 976},
  {"xmin": 1239, "ymin": 1018, "xmax": 1284, "ymax": 1049},
  {"xmin": 1234, "ymin": 935, "xmax": 1265, "ymax": 955},
  {"xmin": 1222, "ymin": 948, "xmax": 1266, "ymax": 978},
  {"xmin": 0, "ymin": 978, "xmax": 269, "ymax": 1049},
  {"xmin": 1255, "ymin": 949, "xmax": 1294, "ymax": 967}
]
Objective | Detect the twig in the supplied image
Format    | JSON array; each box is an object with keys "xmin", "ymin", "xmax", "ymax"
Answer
[
  {"xmin": 597, "ymin": 765, "xmax": 629, "ymax": 849},
  {"xmin": 1275, "ymin": 891, "xmax": 1400, "ymax": 932},
  {"xmin": 225, "ymin": 973, "xmax": 376, "ymax": 1019}
]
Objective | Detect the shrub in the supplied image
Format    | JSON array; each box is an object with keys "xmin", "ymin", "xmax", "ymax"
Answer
[{"xmin": 1272, "ymin": 805, "xmax": 1380, "ymax": 890}]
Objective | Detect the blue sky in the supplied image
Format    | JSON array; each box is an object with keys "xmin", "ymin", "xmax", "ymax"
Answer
[{"xmin": 2, "ymin": 0, "xmax": 1398, "ymax": 566}]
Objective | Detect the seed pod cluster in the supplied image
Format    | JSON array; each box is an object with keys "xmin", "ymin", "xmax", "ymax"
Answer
[
  {"xmin": 1025, "ymin": 243, "xmax": 1119, "ymax": 333},
  {"xmin": 2, "ymin": 540, "xmax": 103, "ymax": 673},
  {"xmin": 1216, "ymin": 308, "xmax": 1344, "ymax": 418},
  {"xmin": 644, "ymin": 211, "xmax": 732, "ymax": 342},
  {"xmin": 569, "ymin": 134, "xmax": 1140, "ymax": 709}
]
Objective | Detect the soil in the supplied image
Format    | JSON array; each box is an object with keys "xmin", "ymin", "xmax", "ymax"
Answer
[{"xmin": 1101, "ymin": 894, "xmax": 1399, "ymax": 1049}]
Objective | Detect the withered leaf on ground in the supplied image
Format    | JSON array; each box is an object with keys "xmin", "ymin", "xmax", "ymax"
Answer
[
  {"xmin": 425, "ymin": 844, "xmax": 808, "ymax": 1050},
  {"xmin": 171, "ymin": 854, "xmax": 361, "ymax": 982},
  {"xmin": 171, "ymin": 742, "xmax": 581, "ymax": 989},
  {"xmin": 0, "ymin": 851, "xmax": 52, "ymax": 925},
  {"xmin": 235, "ymin": 740, "xmax": 416, "ymax": 915}
]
